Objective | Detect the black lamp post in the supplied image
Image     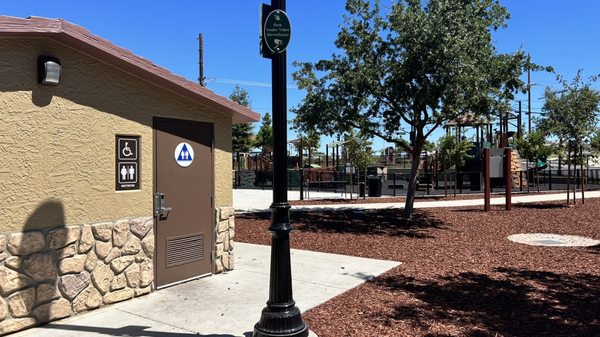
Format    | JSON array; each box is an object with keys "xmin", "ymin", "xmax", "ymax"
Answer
[{"xmin": 253, "ymin": 1, "xmax": 309, "ymax": 336}]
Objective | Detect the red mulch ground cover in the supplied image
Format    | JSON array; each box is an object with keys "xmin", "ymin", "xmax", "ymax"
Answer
[
  {"xmin": 288, "ymin": 190, "xmax": 559, "ymax": 206},
  {"xmin": 289, "ymin": 194, "xmax": 460, "ymax": 205},
  {"xmin": 236, "ymin": 198, "xmax": 600, "ymax": 337}
]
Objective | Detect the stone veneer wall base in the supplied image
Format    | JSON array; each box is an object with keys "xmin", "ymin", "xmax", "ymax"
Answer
[
  {"xmin": 0, "ymin": 206, "xmax": 237, "ymax": 336},
  {"xmin": 215, "ymin": 207, "xmax": 235, "ymax": 273},
  {"xmin": 0, "ymin": 216, "xmax": 154, "ymax": 336}
]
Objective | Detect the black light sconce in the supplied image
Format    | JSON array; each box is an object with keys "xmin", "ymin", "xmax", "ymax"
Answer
[{"xmin": 38, "ymin": 55, "xmax": 61, "ymax": 85}]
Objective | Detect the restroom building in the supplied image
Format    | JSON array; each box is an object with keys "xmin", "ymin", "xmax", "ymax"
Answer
[{"xmin": 0, "ymin": 16, "xmax": 259, "ymax": 334}]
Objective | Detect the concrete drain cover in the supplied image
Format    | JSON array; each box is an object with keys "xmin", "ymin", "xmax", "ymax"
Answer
[{"xmin": 508, "ymin": 233, "xmax": 600, "ymax": 247}]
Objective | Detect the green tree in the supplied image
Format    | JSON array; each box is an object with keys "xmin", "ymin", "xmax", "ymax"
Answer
[
  {"xmin": 229, "ymin": 86, "xmax": 254, "ymax": 154},
  {"xmin": 514, "ymin": 130, "xmax": 554, "ymax": 192},
  {"xmin": 539, "ymin": 71, "xmax": 600, "ymax": 202},
  {"xmin": 293, "ymin": 130, "xmax": 320, "ymax": 167},
  {"xmin": 292, "ymin": 0, "xmax": 536, "ymax": 218},
  {"xmin": 345, "ymin": 130, "xmax": 375, "ymax": 198},
  {"xmin": 437, "ymin": 135, "xmax": 473, "ymax": 196},
  {"xmin": 423, "ymin": 140, "xmax": 436, "ymax": 153},
  {"xmin": 254, "ymin": 112, "xmax": 273, "ymax": 154},
  {"xmin": 591, "ymin": 130, "xmax": 600, "ymax": 155}
]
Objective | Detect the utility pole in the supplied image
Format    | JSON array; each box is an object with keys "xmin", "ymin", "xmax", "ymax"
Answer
[
  {"xmin": 198, "ymin": 33, "xmax": 205, "ymax": 86},
  {"xmin": 528, "ymin": 54, "xmax": 531, "ymax": 134},
  {"xmin": 254, "ymin": 2, "xmax": 308, "ymax": 336},
  {"xmin": 299, "ymin": 138, "xmax": 304, "ymax": 201},
  {"xmin": 517, "ymin": 100, "xmax": 522, "ymax": 139}
]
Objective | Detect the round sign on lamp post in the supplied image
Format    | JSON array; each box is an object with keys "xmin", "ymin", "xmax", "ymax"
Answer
[{"xmin": 263, "ymin": 9, "xmax": 291, "ymax": 54}]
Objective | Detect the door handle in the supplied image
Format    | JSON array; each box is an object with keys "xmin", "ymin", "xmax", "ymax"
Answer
[{"xmin": 154, "ymin": 192, "xmax": 173, "ymax": 218}]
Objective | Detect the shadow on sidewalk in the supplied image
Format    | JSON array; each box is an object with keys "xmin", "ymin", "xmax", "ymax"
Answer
[{"xmin": 43, "ymin": 323, "xmax": 245, "ymax": 337}]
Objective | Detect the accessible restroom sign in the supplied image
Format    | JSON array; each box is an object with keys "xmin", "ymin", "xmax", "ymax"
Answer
[{"xmin": 116, "ymin": 135, "xmax": 140, "ymax": 190}]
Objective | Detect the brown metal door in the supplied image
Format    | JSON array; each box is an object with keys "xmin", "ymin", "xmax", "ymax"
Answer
[{"xmin": 154, "ymin": 117, "xmax": 214, "ymax": 288}]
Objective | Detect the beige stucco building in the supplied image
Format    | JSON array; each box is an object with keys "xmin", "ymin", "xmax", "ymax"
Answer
[{"xmin": 0, "ymin": 16, "xmax": 259, "ymax": 335}]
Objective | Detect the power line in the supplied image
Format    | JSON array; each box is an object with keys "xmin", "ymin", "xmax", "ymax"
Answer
[{"xmin": 206, "ymin": 77, "xmax": 299, "ymax": 89}]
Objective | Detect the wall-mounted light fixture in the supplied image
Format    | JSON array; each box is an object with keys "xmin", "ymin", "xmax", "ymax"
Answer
[{"xmin": 38, "ymin": 55, "xmax": 61, "ymax": 85}]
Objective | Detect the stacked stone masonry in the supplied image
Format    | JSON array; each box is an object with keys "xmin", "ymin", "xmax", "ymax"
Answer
[
  {"xmin": 0, "ymin": 216, "xmax": 155, "ymax": 336},
  {"xmin": 511, "ymin": 150, "xmax": 527, "ymax": 188},
  {"xmin": 215, "ymin": 207, "xmax": 235, "ymax": 273}
]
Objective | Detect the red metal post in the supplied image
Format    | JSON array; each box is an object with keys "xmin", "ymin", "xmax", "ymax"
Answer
[
  {"xmin": 484, "ymin": 148, "xmax": 491, "ymax": 212},
  {"xmin": 504, "ymin": 148, "xmax": 512, "ymax": 210}
]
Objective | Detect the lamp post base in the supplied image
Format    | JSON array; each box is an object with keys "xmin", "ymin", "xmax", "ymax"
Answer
[{"xmin": 253, "ymin": 304, "xmax": 308, "ymax": 337}]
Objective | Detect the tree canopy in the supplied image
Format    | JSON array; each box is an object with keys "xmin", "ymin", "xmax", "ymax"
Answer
[
  {"xmin": 591, "ymin": 131, "xmax": 600, "ymax": 155},
  {"xmin": 254, "ymin": 112, "xmax": 273, "ymax": 153},
  {"xmin": 230, "ymin": 86, "xmax": 254, "ymax": 153},
  {"xmin": 539, "ymin": 72, "xmax": 600, "ymax": 202},
  {"xmin": 345, "ymin": 130, "xmax": 375, "ymax": 175},
  {"xmin": 292, "ymin": 0, "xmax": 533, "ymax": 218},
  {"xmin": 437, "ymin": 135, "xmax": 474, "ymax": 170},
  {"xmin": 539, "ymin": 71, "xmax": 600, "ymax": 147},
  {"xmin": 514, "ymin": 130, "xmax": 554, "ymax": 163}
]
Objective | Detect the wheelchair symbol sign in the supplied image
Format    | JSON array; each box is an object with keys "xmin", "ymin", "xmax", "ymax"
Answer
[
  {"xmin": 116, "ymin": 135, "xmax": 141, "ymax": 191},
  {"xmin": 118, "ymin": 138, "xmax": 138, "ymax": 161}
]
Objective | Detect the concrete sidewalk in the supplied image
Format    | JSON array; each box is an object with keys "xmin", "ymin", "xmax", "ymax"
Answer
[
  {"xmin": 14, "ymin": 243, "xmax": 400, "ymax": 337},
  {"xmin": 234, "ymin": 189, "xmax": 600, "ymax": 212}
]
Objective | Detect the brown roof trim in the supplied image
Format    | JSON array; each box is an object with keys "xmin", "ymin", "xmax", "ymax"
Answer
[{"xmin": 0, "ymin": 16, "xmax": 260, "ymax": 124}]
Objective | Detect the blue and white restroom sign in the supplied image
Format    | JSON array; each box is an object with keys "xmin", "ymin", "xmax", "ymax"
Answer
[
  {"xmin": 116, "ymin": 135, "xmax": 141, "ymax": 191},
  {"xmin": 174, "ymin": 142, "xmax": 194, "ymax": 167}
]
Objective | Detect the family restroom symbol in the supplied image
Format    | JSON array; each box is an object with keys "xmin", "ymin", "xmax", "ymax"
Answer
[{"xmin": 174, "ymin": 142, "xmax": 194, "ymax": 167}]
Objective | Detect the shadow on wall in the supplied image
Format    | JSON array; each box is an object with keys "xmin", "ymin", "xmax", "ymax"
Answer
[
  {"xmin": 24, "ymin": 199, "xmax": 66, "ymax": 231},
  {"xmin": 31, "ymin": 87, "xmax": 53, "ymax": 108},
  {"xmin": 1, "ymin": 199, "xmax": 68, "ymax": 328}
]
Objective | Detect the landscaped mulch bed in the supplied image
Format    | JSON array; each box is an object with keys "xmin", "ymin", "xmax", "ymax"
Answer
[
  {"xmin": 236, "ymin": 198, "xmax": 600, "ymax": 337},
  {"xmin": 288, "ymin": 190, "xmax": 573, "ymax": 206}
]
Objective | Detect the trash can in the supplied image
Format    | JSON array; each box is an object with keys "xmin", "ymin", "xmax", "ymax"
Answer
[
  {"xmin": 368, "ymin": 176, "xmax": 382, "ymax": 197},
  {"xmin": 359, "ymin": 182, "xmax": 365, "ymax": 197}
]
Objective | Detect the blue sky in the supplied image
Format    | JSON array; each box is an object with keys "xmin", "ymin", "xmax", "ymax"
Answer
[{"xmin": 2, "ymin": 1, "xmax": 600, "ymax": 152}]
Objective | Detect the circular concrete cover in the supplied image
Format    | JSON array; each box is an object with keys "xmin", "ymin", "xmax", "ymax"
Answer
[{"xmin": 508, "ymin": 233, "xmax": 600, "ymax": 247}]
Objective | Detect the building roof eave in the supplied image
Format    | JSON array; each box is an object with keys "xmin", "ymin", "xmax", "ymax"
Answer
[{"xmin": 0, "ymin": 16, "xmax": 260, "ymax": 124}]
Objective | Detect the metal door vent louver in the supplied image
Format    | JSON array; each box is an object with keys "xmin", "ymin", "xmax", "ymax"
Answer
[{"xmin": 166, "ymin": 233, "xmax": 204, "ymax": 268}]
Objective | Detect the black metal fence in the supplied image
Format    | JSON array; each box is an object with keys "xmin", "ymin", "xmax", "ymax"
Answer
[{"xmin": 236, "ymin": 167, "xmax": 600, "ymax": 196}]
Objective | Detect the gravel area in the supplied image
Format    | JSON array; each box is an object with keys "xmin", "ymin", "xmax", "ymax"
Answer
[{"xmin": 236, "ymin": 199, "xmax": 600, "ymax": 337}]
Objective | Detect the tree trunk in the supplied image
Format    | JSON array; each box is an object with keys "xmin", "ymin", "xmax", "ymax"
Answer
[
  {"xmin": 526, "ymin": 160, "xmax": 530, "ymax": 193},
  {"xmin": 536, "ymin": 166, "xmax": 540, "ymax": 193},
  {"xmin": 558, "ymin": 152, "xmax": 562, "ymax": 176},
  {"xmin": 402, "ymin": 145, "xmax": 423, "ymax": 219},
  {"xmin": 572, "ymin": 145, "xmax": 577, "ymax": 204},
  {"xmin": 349, "ymin": 161, "xmax": 354, "ymax": 200},
  {"xmin": 573, "ymin": 168, "xmax": 577, "ymax": 204},
  {"xmin": 444, "ymin": 172, "xmax": 448, "ymax": 197},
  {"xmin": 454, "ymin": 170, "xmax": 458, "ymax": 197},
  {"xmin": 236, "ymin": 152, "xmax": 241, "ymax": 187},
  {"xmin": 363, "ymin": 168, "xmax": 367, "ymax": 200},
  {"xmin": 567, "ymin": 142, "xmax": 571, "ymax": 205},
  {"xmin": 580, "ymin": 145, "xmax": 585, "ymax": 204}
]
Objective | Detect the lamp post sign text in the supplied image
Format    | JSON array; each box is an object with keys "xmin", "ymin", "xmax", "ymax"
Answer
[{"xmin": 260, "ymin": 5, "xmax": 291, "ymax": 58}]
